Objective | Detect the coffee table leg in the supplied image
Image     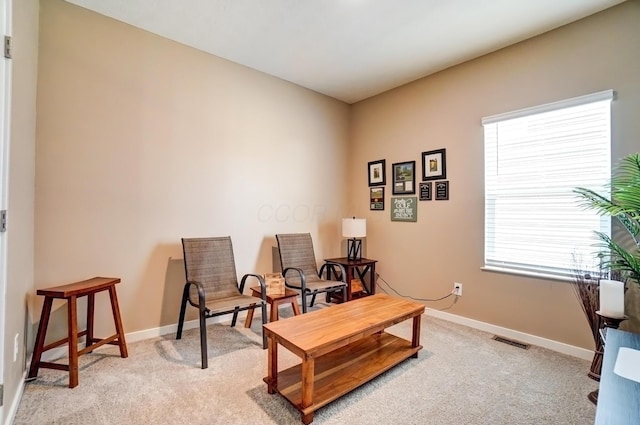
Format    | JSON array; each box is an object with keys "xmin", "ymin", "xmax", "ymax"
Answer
[
  {"xmin": 411, "ymin": 314, "xmax": 421, "ymax": 358},
  {"xmin": 267, "ymin": 335, "xmax": 278, "ymax": 394},
  {"xmin": 302, "ymin": 412, "xmax": 314, "ymax": 425},
  {"xmin": 301, "ymin": 355, "xmax": 315, "ymax": 424}
]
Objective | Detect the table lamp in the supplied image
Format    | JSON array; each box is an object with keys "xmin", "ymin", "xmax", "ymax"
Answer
[{"xmin": 342, "ymin": 217, "xmax": 366, "ymax": 261}]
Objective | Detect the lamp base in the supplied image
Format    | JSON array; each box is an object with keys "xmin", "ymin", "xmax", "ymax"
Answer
[{"xmin": 347, "ymin": 239, "xmax": 362, "ymax": 261}]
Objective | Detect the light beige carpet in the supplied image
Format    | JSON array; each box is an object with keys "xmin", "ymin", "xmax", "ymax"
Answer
[{"xmin": 14, "ymin": 306, "xmax": 597, "ymax": 425}]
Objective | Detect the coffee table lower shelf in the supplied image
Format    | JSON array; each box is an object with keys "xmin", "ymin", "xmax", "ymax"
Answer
[{"xmin": 263, "ymin": 332, "xmax": 421, "ymax": 418}]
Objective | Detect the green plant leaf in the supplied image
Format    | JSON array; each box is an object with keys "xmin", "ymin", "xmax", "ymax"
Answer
[{"xmin": 575, "ymin": 153, "xmax": 640, "ymax": 285}]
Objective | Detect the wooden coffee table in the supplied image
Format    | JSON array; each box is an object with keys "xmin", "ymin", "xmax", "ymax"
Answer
[{"xmin": 263, "ymin": 293, "xmax": 424, "ymax": 424}]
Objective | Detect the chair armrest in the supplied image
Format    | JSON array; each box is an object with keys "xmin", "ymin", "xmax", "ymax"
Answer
[
  {"xmin": 240, "ymin": 273, "xmax": 267, "ymax": 301},
  {"xmin": 282, "ymin": 267, "xmax": 308, "ymax": 293},
  {"xmin": 184, "ymin": 280, "xmax": 207, "ymax": 309},
  {"xmin": 319, "ymin": 262, "xmax": 346, "ymax": 282}
]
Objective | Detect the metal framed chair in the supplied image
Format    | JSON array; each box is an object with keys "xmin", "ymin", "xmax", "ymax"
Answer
[
  {"xmin": 177, "ymin": 236, "xmax": 267, "ymax": 369},
  {"xmin": 276, "ymin": 233, "xmax": 347, "ymax": 313}
]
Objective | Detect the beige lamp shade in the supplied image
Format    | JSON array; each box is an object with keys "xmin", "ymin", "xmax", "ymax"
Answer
[{"xmin": 342, "ymin": 218, "xmax": 366, "ymax": 238}]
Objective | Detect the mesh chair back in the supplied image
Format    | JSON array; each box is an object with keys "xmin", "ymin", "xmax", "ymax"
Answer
[
  {"xmin": 276, "ymin": 233, "xmax": 321, "ymax": 286},
  {"xmin": 182, "ymin": 237, "xmax": 241, "ymax": 304}
]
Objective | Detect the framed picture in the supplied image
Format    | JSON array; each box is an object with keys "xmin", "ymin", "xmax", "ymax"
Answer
[
  {"xmin": 422, "ymin": 148, "xmax": 447, "ymax": 181},
  {"xmin": 368, "ymin": 159, "xmax": 386, "ymax": 186},
  {"xmin": 392, "ymin": 161, "xmax": 416, "ymax": 194},
  {"xmin": 435, "ymin": 181, "xmax": 449, "ymax": 200},
  {"xmin": 370, "ymin": 187, "xmax": 385, "ymax": 210},
  {"xmin": 419, "ymin": 182, "xmax": 432, "ymax": 201},
  {"xmin": 391, "ymin": 197, "xmax": 417, "ymax": 222}
]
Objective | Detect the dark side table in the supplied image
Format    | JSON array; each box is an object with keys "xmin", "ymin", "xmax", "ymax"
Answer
[{"xmin": 323, "ymin": 257, "xmax": 377, "ymax": 302}]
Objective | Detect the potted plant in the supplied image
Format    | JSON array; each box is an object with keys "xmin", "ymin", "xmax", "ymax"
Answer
[
  {"xmin": 574, "ymin": 152, "xmax": 640, "ymax": 286},
  {"xmin": 572, "ymin": 152, "xmax": 640, "ymax": 403}
]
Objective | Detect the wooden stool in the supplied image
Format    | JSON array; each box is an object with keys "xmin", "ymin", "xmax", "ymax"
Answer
[
  {"xmin": 245, "ymin": 286, "xmax": 301, "ymax": 327},
  {"xmin": 28, "ymin": 277, "xmax": 128, "ymax": 388}
]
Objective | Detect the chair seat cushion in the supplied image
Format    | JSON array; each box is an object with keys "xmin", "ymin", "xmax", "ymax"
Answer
[
  {"xmin": 294, "ymin": 279, "xmax": 346, "ymax": 292},
  {"xmin": 205, "ymin": 294, "xmax": 263, "ymax": 314}
]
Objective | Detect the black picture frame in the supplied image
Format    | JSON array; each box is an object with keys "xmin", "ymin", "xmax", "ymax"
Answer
[
  {"xmin": 435, "ymin": 181, "xmax": 449, "ymax": 200},
  {"xmin": 419, "ymin": 182, "xmax": 432, "ymax": 201},
  {"xmin": 368, "ymin": 159, "xmax": 386, "ymax": 187},
  {"xmin": 392, "ymin": 161, "xmax": 416, "ymax": 195},
  {"xmin": 422, "ymin": 148, "xmax": 447, "ymax": 181},
  {"xmin": 370, "ymin": 187, "xmax": 385, "ymax": 210}
]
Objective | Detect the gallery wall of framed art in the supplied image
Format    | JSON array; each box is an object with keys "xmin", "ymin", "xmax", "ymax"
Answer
[{"xmin": 367, "ymin": 148, "xmax": 449, "ymax": 217}]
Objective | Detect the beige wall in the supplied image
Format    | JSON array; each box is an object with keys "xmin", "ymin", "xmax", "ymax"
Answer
[
  {"xmin": 349, "ymin": 0, "xmax": 640, "ymax": 350},
  {"xmin": 3, "ymin": 0, "xmax": 38, "ymax": 422},
  {"xmin": 33, "ymin": 0, "xmax": 350, "ymax": 340}
]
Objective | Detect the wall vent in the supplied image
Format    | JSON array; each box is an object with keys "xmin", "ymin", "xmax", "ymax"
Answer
[{"xmin": 492, "ymin": 335, "xmax": 530, "ymax": 350}]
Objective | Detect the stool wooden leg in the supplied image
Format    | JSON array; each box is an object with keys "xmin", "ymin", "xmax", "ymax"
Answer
[
  {"xmin": 86, "ymin": 293, "xmax": 95, "ymax": 348},
  {"xmin": 108, "ymin": 285, "xmax": 128, "ymax": 358},
  {"xmin": 244, "ymin": 304, "xmax": 256, "ymax": 328},
  {"xmin": 68, "ymin": 295, "xmax": 79, "ymax": 388},
  {"xmin": 270, "ymin": 300, "xmax": 280, "ymax": 322},
  {"xmin": 291, "ymin": 300, "xmax": 301, "ymax": 316},
  {"xmin": 28, "ymin": 297, "xmax": 53, "ymax": 379}
]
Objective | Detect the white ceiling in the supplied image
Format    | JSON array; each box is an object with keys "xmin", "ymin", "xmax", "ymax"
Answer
[{"xmin": 65, "ymin": 0, "xmax": 626, "ymax": 104}]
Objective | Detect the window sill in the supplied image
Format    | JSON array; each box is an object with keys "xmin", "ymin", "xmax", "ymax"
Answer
[{"xmin": 481, "ymin": 266, "xmax": 573, "ymax": 283}]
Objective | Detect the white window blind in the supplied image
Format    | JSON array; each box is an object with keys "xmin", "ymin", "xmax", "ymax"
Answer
[{"xmin": 482, "ymin": 90, "xmax": 613, "ymax": 278}]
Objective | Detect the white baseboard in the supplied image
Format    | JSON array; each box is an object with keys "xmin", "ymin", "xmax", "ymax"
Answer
[
  {"xmin": 426, "ymin": 308, "xmax": 594, "ymax": 361},
  {"xmin": 4, "ymin": 369, "xmax": 27, "ymax": 425},
  {"xmin": 125, "ymin": 315, "xmax": 227, "ymax": 343}
]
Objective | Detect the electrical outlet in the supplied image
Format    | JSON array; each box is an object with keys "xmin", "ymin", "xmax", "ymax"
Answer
[{"xmin": 453, "ymin": 282, "xmax": 463, "ymax": 296}]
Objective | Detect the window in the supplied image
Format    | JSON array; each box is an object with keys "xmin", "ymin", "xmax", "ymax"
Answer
[{"xmin": 482, "ymin": 90, "xmax": 613, "ymax": 279}]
